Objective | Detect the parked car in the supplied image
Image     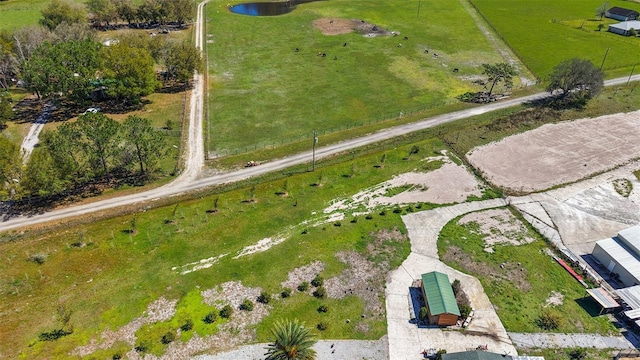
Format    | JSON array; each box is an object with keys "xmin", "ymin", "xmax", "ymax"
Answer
[{"xmin": 82, "ymin": 107, "xmax": 101, "ymax": 115}]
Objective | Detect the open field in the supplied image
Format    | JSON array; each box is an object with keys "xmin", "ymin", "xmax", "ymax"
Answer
[
  {"xmin": 1, "ymin": 139, "xmax": 451, "ymax": 359},
  {"xmin": 205, "ymin": 0, "xmax": 507, "ymax": 153},
  {"xmin": 469, "ymin": 0, "xmax": 640, "ymax": 79}
]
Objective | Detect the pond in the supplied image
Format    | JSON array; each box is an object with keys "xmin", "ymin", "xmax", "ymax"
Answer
[{"xmin": 229, "ymin": 0, "xmax": 319, "ymax": 16}]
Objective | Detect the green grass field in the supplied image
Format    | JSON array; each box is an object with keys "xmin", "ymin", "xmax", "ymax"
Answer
[
  {"xmin": 205, "ymin": 0, "xmax": 505, "ymax": 153},
  {"xmin": 438, "ymin": 209, "xmax": 615, "ymax": 334},
  {"xmin": 469, "ymin": 0, "xmax": 640, "ymax": 79}
]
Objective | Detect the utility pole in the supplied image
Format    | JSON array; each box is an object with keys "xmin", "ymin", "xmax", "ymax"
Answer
[
  {"xmin": 627, "ymin": 64, "xmax": 636, "ymax": 86},
  {"xmin": 600, "ymin": 47, "xmax": 610, "ymax": 71},
  {"xmin": 312, "ymin": 131, "xmax": 317, "ymax": 172}
]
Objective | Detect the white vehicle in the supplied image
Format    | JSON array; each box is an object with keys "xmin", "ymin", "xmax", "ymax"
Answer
[{"xmin": 82, "ymin": 107, "xmax": 101, "ymax": 115}]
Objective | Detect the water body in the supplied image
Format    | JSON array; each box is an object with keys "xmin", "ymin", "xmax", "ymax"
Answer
[{"xmin": 229, "ymin": 0, "xmax": 319, "ymax": 16}]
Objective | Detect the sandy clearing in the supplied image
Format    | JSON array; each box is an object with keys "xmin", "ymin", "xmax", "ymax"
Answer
[
  {"xmin": 459, "ymin": 208, "xmax": 536, "ymax": 251},
  {"xmin": 467, "ymin": 110, "xmax": 640, "ymax": 193}
]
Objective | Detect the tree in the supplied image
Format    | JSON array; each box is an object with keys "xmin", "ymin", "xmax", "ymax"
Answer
[
  {"xmin": 113, "ymin": 0, "xmax": 137, "ymax": 25},
  {"xmin": 0, "ymin": 43, "xmax": 19, "ymax": 90},
  {"xmin": 264, "ymin": 319, "xmax": 317, "ymax": 360},
  {"xmin": 41, "ymin": 122, "xmax": 88, "ymax": 183},
  {"xmin": 76, "ymin": 112, "xmax": 121, "ymax": 178},
  {"xmin": 53, "ymin": 22, "xmax": 96, "ymax": 42},
  {"xmin": 121, "ymin": 115, "xmax": 167, "ymax": 175},
  {"xmin": 12, "ymin": 26, "xmax": 56, "ymax": 62},
  {"xmin": 100, "ymin": 42, "xmax": 158, "ymax": 104},
  {"xmin": 87, "ymin": 0, "xmax": 118, "ymax": 28},
  {"xmin": 40, "ymin": 0, "xmax": 87, "ymax": 31},
  {"xmin": 164, "ymin": 40, "xmax": 202, "ymax": 85},
  {"xmin": 21, "ymin": 39, "xmax": 101, "ymax": 101},
  {"xmin": 0, "ymin": 136, "xmax": 22, "ymax": 200},
  {"xmin": 165, "ymin": 0, "xmax": 194, "ymax": 26},
  {"xmin": 21, "ymin": 147, "xmax": 67, "ymax": 198},
  {"xmin": 481, "ymin": 62, "xmax": 517, "ymax": 97},
  {"xmin": 0, "ymin": 91, "xmax": 13, "ymax": 128},
  {"xmin": 596, "ymin": 2, "xmax": 609, "ymax": 20},
  {"xmin": 546, "ymin": 58, "xmax": 604, "ymax": 102}
]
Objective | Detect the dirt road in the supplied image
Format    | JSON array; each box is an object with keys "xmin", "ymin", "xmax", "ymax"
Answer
[{"xmin": 1, "ymin": 5, "xmax": 639, "ymax": 233}]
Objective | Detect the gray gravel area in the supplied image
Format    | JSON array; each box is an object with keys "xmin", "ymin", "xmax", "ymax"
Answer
[
  {"xmin": 509, "ymin": 332, "xmax": 638, "ymax": 350},
  {"xmin": 192, "ymin": 338, "xmax": 388, "ymax": 360}
]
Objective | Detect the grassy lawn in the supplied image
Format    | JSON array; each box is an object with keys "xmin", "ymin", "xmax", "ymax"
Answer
[
  {"xmin": 438, "ymin": 208, "xmax": 616, "ymax": 334},
  {"xmin": 205, "ymin": 0, "xmax": 505, "ymax": 153},
  {"xmin": 469, "ymin": 0, "xmax": 640, "ymax": 79},
  {"xmin": 0, "ymin": 138, "xmax": 441, "ymax": 359}
]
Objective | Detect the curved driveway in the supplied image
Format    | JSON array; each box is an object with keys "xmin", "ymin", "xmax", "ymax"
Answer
[{"xmin": 1, "ymin": 4, "xmax": 639, "ymax": 232}]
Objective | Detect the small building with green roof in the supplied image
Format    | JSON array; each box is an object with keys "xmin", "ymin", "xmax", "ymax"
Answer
[{"xmin": 420, "ymin": 271, "xmax": 460, "ymax": 326}]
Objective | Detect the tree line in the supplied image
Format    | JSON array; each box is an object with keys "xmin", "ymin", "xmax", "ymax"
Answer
[
  {"xmin": 40, "ymin": 0, "xmax": 195, "ymax": 30},
  {"xmin": 0, "ymin": 113, "xmax": 168, "ymax": 201}
]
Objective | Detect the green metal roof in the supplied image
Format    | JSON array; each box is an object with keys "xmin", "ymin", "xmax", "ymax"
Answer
[
  {"xmin": 421, "ymin": 271, "xmax": 460, "ymax": 316},
  {"xmin": 442, "ymin": 350, "xmax": 511, "ymax": 360}
]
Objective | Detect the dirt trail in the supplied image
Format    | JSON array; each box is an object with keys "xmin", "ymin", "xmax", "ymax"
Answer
[{"xmin": 20, "ymin": 102, "xmax": 54, "ymax": 164}]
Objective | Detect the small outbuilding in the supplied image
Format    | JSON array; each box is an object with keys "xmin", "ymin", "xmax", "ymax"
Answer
[
  {"xmin": 441, "ymin": 350, "xmax": 544, "ymax": 360},
  {"xmin": 420, "ymin": 271, "xmax": 460, "ymax": 326},
  {"xmin": 608, "ymin": 20, "xmax": 640, "ymax": 36},
  {"xmin": 606, "ymin": 7, "xmax": 639, "ymax": 21}
]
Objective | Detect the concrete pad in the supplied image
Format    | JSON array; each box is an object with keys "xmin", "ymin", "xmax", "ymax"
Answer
[{"xmin": 509, "ymin": 332, "xmax": 635, "ymax": 350}]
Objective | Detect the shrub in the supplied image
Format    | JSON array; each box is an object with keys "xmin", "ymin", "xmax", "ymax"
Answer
[
  {"xmin": 257, "ymin": 291, "xmax": 271, "ymax": 304},
  {"xmin": 298, "ymin": 281, "xmax": 309, "ymax": 292},
  {"xmin": 240, "ymin": 298, "xmax": 254, "ymax": 311},
  {"xmin": 281, "ymin": 288, "xmax": 292, "ymax": 298},
  {"xmin": 203, "ymin": 311, "xmax": 217, "ymax": 324},
  {"xmin": 161, "ymin": 331, "xmax": 175, "ymax": 344},
  {"xmin": 29, "ymin": 253, "xmax": 47, "ymax": 265},
  {"xmin": 459, "ymin": 304, "xmax": 472, "ymax": 319},
  {"xmin": 418, "ymin": 306, "xmax": 428, "ymax": 321},
  {"xmin": 180, "ymin": 319, "xmax": 194, "ymax": 331},
  {"xmin": 317, "ymin": 305, "xmax": 329, "ymax": 313},
  {"xmin": 393, "ymin": 207, "xmax": 402, "ymax": 214},
  {"xmin": 317, "ymin": 322, "xmax": 328, "ymax": 331},
  {"xmin": 135, "ymin": 340, "xmax": 150, "ymax": 352},
  {"xmin": 311, "ymin": 275, "xmax": 324, "ymax": 287},
  {"xmin": 379, "ymin": 210, "xmax": 386, "ymax": 216},
  {"xmin": 451, "ymin": 279, "xmax": 462, "ymax": 296},
  {"xmin": 435, "ymin": 349, "xmax": 447, "ymax": 360},
  {"xmin": 112, "ymin": 354, "xmax": 122, "ymax": 360},
  {"xmin": 535, "ymin": 310, "xmax": 560, "ymax": 330},
  {"xmin": 219, "ymin": 305, "xmax": 233, "ymax": 319},
  {"xmin": 365, "ymin": 214, "xmax": 373, "ymax": 220},
  {"xmin": 350, "ymin": 216, "xmax": 358, "ymax": 223},
  {"xmin": 313, "ymin": 286, "xmax": 326, "ymax": 299},
  {"xmin": 333, "ymin": 221, "xmax": 341, "ymax": 227},
  {"xmin": 568, "ymin": 348, "xmax": 587, "ymax": 360},
  {"xmin": 410, "ymin": 145, "xmax": 420, "ymax": 155}
]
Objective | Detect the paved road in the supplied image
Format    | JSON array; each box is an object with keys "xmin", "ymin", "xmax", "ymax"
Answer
[{"xmin": 1, "ymin": 15, "xmax": 639, "ymax": 233}]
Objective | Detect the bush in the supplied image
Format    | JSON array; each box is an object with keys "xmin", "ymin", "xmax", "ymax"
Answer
[
  {"xmin": 317, "ymin": 322, "xmax": 328, "ymax": 331},
  {"xmin": 418, "ymin": 306, "xmax": 428, "ymax": 321},
  {"xmin": 451, "ymin": 279, "xmax": 462, "ymax": 296},
  {"xmin": 38, "ymin": 328, "xmax": 72, "ymax": 341},
  {"xmin": 568, "ymin": 348, "xmax": 587, "ymax": 360},
  {"xmin": 203, "ymin": 311, "xmax": 217, "ymax": 324},
  {"xmin": 281, "ymin": 288, "xmax": 292, "ymax": 298},
  {"xmin": 313, "ymin": 286, "xmax": 326, "ymax": 299},
  {"xmin": 365, "ymin": 214, "xmax": 373, "ymax": 220},
  {"xmin": 161, "ymin": 331, "xmax": 175, "ymax": 344},
  {"xmin": 435, "ymin": 349, "xmax": 447, "ymax": 360},
  {"xmin": 135, "ymin": 340, "xmax": 150, "ymax": 352},
  {"xmin": 219, "ymin": 305, "xmax": 233, "ymax": 319},
  {"xmin": 379, "ymin": 210, "xmax": 386, "ymax": 216},
  {"xmin": 240, "ymin": 298, "xmax": 254, "ymax": 311},
  {"xmin": 180, "ymin": 319, "xmax": 194, "ymax": 331},
  {"xmin": 257, "ymin": 291, "xmax": 271, "ymax": 304},
  {"xmin": 333, "ymin": 221, "xmax": 341, "ymax": 227},
  {"xmin": 317, "ymin": 305, "xmax": 329, "ymax": 313},
  {"xmin": 393, "ymin": 207, "xmax": 402, "ymax": 214},
  {"xmin": 350, "ymin": 216, "xmax": 358, "ymax": 223},
  {"xmin": 29, "ymin": 253, "xmax": 47, "ymax": 265},
  {"xmin": 298, "ymin": 281, "xmax": 309, "ymax": 292},
  {"xmin": 311, "ymin": 274, "xmax": 324, "ymax": 287},
  {"xmin": 112, "ymin": 354, "xmax": 122, "ymax": 360},
  {"xmin": 459, "ymin": 304, "xmax": 472, "ymax": 319},
  {"xmin": 535, "ymin": 310, "xmax": 560, "ymax": 330}
]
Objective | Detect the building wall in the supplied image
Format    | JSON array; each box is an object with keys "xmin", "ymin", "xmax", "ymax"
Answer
[
  {"xmin": 593, "ymin": 243, "xmax": 639, "ymax": 287},
  {"xmin": 437, "ymin": 313, "xmax": 459, "ymax": 326},
  {"xmin": 607, "ymin": 12, "xmax": 631, "ymax": 21},
  {"xmin": 608, "ymin": 25, "xmax": 629, "ymax": 35}
]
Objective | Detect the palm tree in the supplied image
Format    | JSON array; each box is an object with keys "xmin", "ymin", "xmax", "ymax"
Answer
[{"xmin": 264, "ymin": 319, "xmax": 317, "ymax": 360}]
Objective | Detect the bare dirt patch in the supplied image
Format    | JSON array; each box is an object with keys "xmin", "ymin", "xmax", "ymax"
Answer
[
  {"xmin": 466, "ymin": 111, "xmax": 640, "ymax": 193},
  {"xmin": 280, "ymin": 261, "xmax": 325, "ymax": 294},
  {"xmin": 545, "ymin": 291, "xmax": 564, "ymax": 307},
  {"xmin": 312, "ymin": 18, "xmax": 394, "ymax": 37},
  {"xmin": 459, "ymin": 208, "xmax": 536, "ymax": 252}
]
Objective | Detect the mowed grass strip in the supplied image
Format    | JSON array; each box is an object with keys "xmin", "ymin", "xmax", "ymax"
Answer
[
  {"xmin": 0, "ymin": 139, "xmax": 440, "ymax": 358},
  {"xmin": 438, "ymin": 209, "xmax": 616, "ymax": 334},
  {"xmin": 469, "ymin": 0, "xmax": 640, "ymax": 79},
  {"xmin": 205, "ymin": 0, "xmax": 504, "ymax": 152}
]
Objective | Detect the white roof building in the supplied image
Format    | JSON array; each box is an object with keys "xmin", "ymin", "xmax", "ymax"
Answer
[
  {"xmin": 608, "ymin": 21, "xmax": 640, "ymax": 36},
  {"xmin": 592, "ymin": 225, "xmax": 640, "ymax": 287}
]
